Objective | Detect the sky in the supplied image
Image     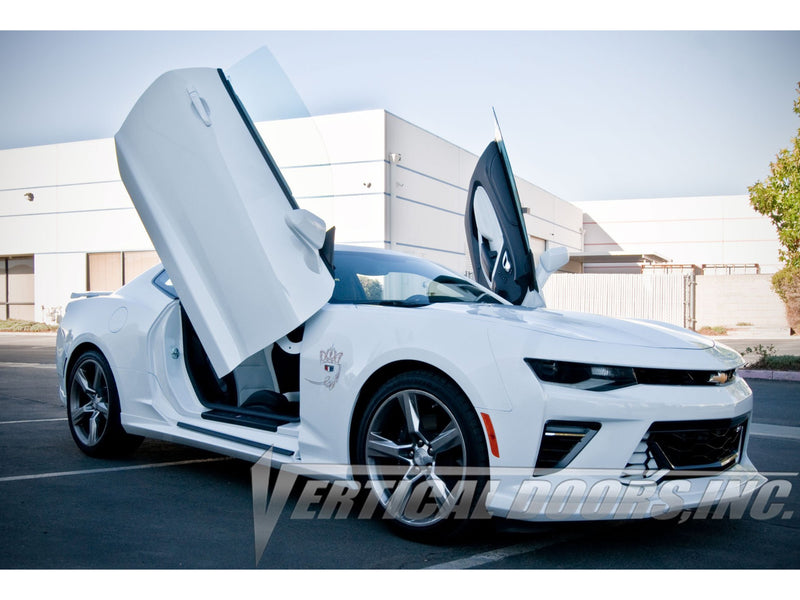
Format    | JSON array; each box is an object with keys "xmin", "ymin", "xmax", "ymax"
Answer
[{"xmin": 2, "ymin": 23, "xmax": 800, "ymax": 204}]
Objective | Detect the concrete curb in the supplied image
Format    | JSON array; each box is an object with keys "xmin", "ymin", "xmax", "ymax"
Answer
[{"xmin": 740, "ymin": 369, "xmax": 800, "ymax": 382}]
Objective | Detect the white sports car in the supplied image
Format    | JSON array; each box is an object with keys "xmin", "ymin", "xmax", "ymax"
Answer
[{"xmin": 56, "ymin": 57, "xmax": 765, "ymax": 538}]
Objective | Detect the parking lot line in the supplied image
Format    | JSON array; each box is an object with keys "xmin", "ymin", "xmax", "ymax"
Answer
[
  {"xmin": 425, "ymin": 532, "xmax": 585, "ymax": 569},
  {"xmin": 0, "ymin": 456, "xmax": 233, "ymax": 483},
  {"xmin": 0, "ymin": 362, "xmax": 56, "ymax": 369},
  {"xmin": 750, "ymin": 423, "xmax": 800, "ymax": 440}
]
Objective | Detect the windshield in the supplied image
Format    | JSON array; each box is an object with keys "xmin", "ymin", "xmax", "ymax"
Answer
[{"xmin": 330, "ymin": 249, "xmax": 504, "ymax": 307}]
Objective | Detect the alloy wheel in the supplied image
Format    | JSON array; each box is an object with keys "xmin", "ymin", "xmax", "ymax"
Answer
[
  {"xmin": 69, "ymin": 356, "xmax": 111, "ymax": 448},
  {"xmin": 364, "ymin": 388, "xmax": 468, "ymax": 527}
]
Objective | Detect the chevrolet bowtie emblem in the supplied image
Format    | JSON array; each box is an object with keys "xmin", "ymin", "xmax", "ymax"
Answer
[{"xmin": 709, "ymin": 372, "xmax": 729, "ymax": 384}]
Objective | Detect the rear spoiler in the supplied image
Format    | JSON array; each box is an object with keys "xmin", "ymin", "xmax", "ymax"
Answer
[{"xmin": 70, "ymin": 291, "xmax": 113, "ymax": 299}]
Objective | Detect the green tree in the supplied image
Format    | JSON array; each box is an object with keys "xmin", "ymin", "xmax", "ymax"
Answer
[{"xmin": 749, "ymin": 83, "xmax": 800, "ymax": 332}]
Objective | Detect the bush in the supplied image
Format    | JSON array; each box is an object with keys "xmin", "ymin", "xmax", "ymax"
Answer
[
  {"xmin": 698, "ymin": 325, "xmax": 728, "ymax": 336},
  {"xmin": 747, "ymin": 354, "xmax": 800, "ymax": 371},
  {"xmin": 761, "ymin": 355, "xmax": 800, "ymax": 371},
  {"xmin": 772, "ymin": 264, "xmax": 800, "ymax": 333},
  {"xmin": 744, "ymin": 344, "xmax": 800, "ymax": 370},
  {"xmin": 0, "ymin": 319, "xmax": 58, "ymax": 332}
]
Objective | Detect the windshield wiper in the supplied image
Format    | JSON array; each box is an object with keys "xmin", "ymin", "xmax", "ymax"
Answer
[{"xmin": 375, "ymin": 299, "xmax": 430, "ymax": 308}]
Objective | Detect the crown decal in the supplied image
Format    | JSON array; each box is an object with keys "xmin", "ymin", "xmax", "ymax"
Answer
[
  {"xmin": 310, "ymin": 345, "xmax": 344, "ymax": 391},
  {"xmin": 320, "ymin": 346, "xmax": 343, "ymax": 366}
]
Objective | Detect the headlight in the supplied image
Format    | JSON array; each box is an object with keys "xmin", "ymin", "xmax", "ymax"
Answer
[
  {"xmin": 525, "ymin": 359, "xmax": 737, "ymax": 391},
  {"xmin": 525, "ymin": 359, "xmax": 636, "ymax": 391}
]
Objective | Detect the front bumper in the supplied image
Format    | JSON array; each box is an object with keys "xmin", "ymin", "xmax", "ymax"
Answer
[
  {"xmin": 485, "ymin": 462, "xmax": 767, "ymax": 521},
  {"xmin": 481, "ymin": 370, "xmax": 766, "ymax": 521}
]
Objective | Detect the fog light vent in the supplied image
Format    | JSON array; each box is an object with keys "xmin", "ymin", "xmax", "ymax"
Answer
[
  {"xmin": 534, "ymin": 420, "xmax": 600, "ymax": 473},
  {"xmin": 621, "ymin": 434, "xmax": 661, "ymax": 480}
]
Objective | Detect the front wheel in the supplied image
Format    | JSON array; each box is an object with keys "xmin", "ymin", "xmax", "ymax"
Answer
[
  {"xmin": 355, "ymin": 371, "xmax": 489, "ymax": 540},
  {"xmin": 67, "ymin": 349, "xmax": 142, "ymax": 457}
]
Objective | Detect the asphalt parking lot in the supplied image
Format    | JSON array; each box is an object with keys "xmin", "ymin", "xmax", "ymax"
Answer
[{"xmin": 1, "ymin": 332, "xmax": 799, "ymax": 569}]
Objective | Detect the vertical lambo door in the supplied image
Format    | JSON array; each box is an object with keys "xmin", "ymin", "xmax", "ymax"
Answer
[
  {"xmin": 115, "ymin": 67, "xmax": 334, "ymax": 377},
  {"xmin": 465, "ymin": 111, "xmax": 536, "ymax": 306}
]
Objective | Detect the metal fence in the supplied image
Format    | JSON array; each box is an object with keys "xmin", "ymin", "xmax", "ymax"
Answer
[{"xmin": 541, "ymin": 273, "xmax": 692, "ymax": 328}]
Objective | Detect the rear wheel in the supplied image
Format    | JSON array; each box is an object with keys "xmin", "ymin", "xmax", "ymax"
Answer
[
  {"xmin": 355, "ymin": 371, "xmax": 489, "ymax": 540},
  {"xmin": 67, "ymin": 349, "xmax": 142, "ymax": 457}
]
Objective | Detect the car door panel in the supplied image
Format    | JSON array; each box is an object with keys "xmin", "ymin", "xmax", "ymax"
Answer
[
  {"xmin": 465, "ymin": 122, "xmax": 535, "ymax": 305},
  {"xmin": 115, "ymin": 68, "xmax": 334, "ymax": 376}
]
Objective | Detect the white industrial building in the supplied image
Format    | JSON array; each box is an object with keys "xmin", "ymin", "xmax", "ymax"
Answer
[
  {"xmin": 0, "ymin": 106, "xmax": 786, "ymax": 329},
  {"xmin": 0, "ymin": 109, "xmax": 584, "ymax": 324},
  {"xmin": 575, "ymin": 196, "xmax": 781, "ymax": 274}
]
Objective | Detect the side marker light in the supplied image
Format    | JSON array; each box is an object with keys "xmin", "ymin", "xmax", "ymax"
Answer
[{"xmin": 480, "ymin": 412, "xmax": 500, "ymax": 458}]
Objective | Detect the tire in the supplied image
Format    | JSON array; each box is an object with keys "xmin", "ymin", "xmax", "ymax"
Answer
[
  {"xmin": 66, "ymin": 349, "xmax": 143, "ymax": 457},
  {"xmin": 355, "ymin": 371, "xmax": 489, "ymax": 540}
]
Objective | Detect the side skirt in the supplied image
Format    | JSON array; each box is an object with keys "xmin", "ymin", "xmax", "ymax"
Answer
[{"xmin": 177, "ymin": 421, "xmax": 295, "ymax": 456}]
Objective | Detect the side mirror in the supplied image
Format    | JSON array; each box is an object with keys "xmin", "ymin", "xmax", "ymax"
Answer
[
  {"xmin": 535, "ymin": 246, "xmax": 569, "ymax": 291},
  {"xmin": 286, "ymin": 208, "xmax": 327, "ymax": 250},
  {"xmin": 285, "ymin": 208, "xmax": 329, "ymax": 273}
]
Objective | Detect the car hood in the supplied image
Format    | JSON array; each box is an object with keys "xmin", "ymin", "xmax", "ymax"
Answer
[
  {"xmin": 427, "ymin": 302, "xmax": 743, "ymax": 369},
  {"xmin": 469, "ymin": 304, "xmax": 714, "ymax": 349}
]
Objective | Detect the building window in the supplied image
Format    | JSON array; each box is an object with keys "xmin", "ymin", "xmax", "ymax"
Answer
[
  {"xmin": 87, "ymin": 251, "xmax": 160, "ymax": 291},
  {"xmin": 124, "ymin": 251, "xmax": 161, "ymax": 283},
  {"xmin": 87, "ymin": 252, "xmax": 122, "ymax": 292},
  {"xmin": 1, "ymin": 256, "xmax": 35, "ymax": 321}
]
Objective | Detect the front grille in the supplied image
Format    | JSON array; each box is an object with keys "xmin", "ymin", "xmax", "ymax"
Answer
[
  {"xmin": 648, "ymin": 415, "xmax": 747, "ymax": 472},
  {"xmin": 633, "ymin": 368, "xmax": 736, "ymax": 386},
  {"xmin": 623, "ymin": 415, "xmax": 748, "ymax": 481},
  {"xmin": 535, "ymin": 420, "xmax": 600, "ymax": 472}
]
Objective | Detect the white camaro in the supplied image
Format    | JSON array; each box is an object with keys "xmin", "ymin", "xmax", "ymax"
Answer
[{"xmin": 56, "ymin": 59, "xmax": 765, "ymax": 538}]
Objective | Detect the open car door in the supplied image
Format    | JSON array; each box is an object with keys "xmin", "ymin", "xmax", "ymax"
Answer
[
  {"xmin": 115, "ymin": 67, "xmax": 334, "ymax": 377},
  {"xmin": 465, "ymin": 112, "xmax": 536, "ymax": 305}
]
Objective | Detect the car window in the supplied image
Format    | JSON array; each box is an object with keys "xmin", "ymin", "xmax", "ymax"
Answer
[
  {"xmin": 330, "ymin": 251, "xmax": 503, "ymax": 306},
  {"xmin": 152, "ymin": 269, "xmax": 178, "ymax": 299}
]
